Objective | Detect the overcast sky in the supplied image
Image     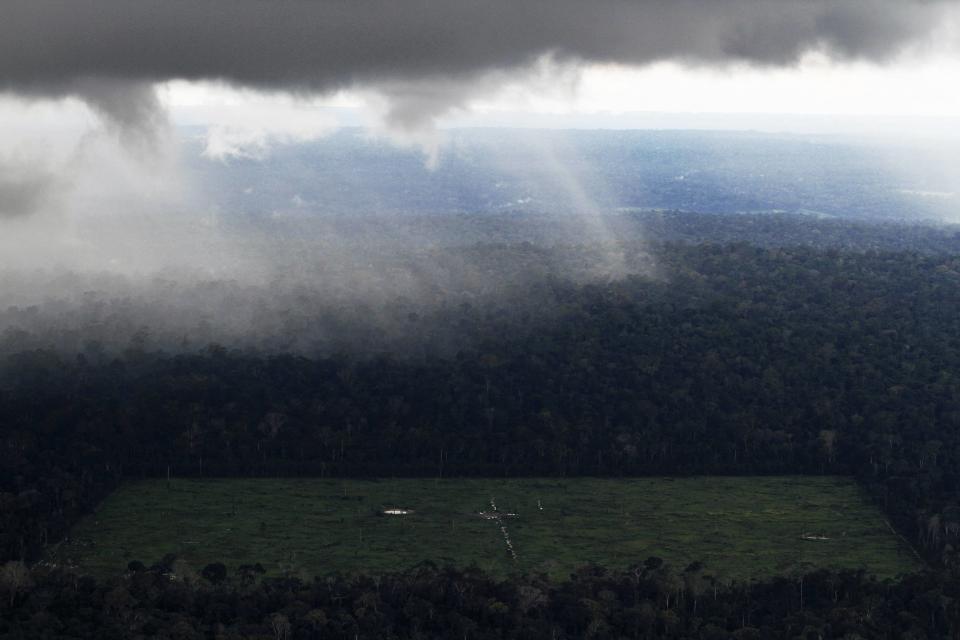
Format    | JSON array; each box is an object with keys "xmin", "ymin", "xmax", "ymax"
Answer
[
  {"xmin": 2, "ymin": 0, "xmax": 958, "ymax": 137},
  {"xmin": 162, "ymin": 50, "xmax": 960, "ymax": 136}
]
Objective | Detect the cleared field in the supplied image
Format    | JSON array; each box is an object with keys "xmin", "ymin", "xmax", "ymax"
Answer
[{"xmin": 51, "ymin": 477, "xmax": 921, "ymax": 580}]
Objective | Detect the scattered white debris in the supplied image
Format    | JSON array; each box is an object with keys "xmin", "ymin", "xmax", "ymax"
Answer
[
  {"xmin": 800, "ymin": 533, "xmax": 830, "ymax": 541},
  {"xmin": 486, "ymin": 497, "xmax": 518, "ymax": 562}
]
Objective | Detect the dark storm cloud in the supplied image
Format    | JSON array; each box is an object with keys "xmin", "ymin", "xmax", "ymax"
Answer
[
  {"xmin": 0, "ymin": 0, "xmax": 952, "ymax": 128},
  {"xmin": 72, "ymin": 78, "xmax": 168, "ymax": 151}
]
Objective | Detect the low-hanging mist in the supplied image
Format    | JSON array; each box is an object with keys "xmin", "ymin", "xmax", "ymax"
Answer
[
  {"xmin": 5, "ymin": 126, "xmax": 960, "ymax": 360},
  {"xmin": 0, "ymin": 239, "xmax": 656, "ymax": 359},
  {"xmin": 0, "ymin": 123, "xmax": 656, "ymax": 358}
]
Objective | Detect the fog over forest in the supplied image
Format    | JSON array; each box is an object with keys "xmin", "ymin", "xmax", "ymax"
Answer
[{"xmin": 2, "ymin": 125, "xmax": 960, "ymax": 358}]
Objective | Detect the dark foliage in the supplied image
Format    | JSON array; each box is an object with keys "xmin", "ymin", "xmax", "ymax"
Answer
[{"xmin": 3, "ymin": 560, "xmax": 960, "ymax": 639}]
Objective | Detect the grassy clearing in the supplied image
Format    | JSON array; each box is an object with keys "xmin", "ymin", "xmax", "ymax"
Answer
[{"xmin": 50, "ymin": 477, "xmax": 920, "ymax": 581}]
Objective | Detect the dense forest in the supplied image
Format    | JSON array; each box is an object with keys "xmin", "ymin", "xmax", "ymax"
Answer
[
  {"xmin": 4, "ymin": 561, "xmax": 960, "ymax": 639},
  {"xmin": 5, "ymin": 236, "xmax": 960, "ymax": 636},
  {"xmin": 6, "ymin": 210, "xmax": 960, "ymax": 357}
]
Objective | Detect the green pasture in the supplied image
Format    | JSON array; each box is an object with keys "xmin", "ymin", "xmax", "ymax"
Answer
[{"xmin": 50, "ymin": 476, "xmax": 920, "ymax": 581}]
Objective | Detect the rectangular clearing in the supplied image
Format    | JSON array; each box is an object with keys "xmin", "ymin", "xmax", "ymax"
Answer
[{"xmin": 51, "ymin": 477, "xmax": 920, "ymax": 580}]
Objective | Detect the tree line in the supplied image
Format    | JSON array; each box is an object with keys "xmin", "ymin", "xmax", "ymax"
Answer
[{"xmin": 3, "ymin": 557, "xmax": 960, "ymax": 639}]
